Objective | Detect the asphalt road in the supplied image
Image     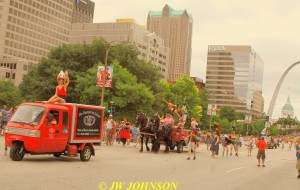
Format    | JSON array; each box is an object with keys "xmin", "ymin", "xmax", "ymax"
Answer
[{"xmin": 0, "ymin": 136, "xmax": 299, "ymax": 190}]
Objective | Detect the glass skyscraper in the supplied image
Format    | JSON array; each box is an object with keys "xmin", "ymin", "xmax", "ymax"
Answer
[{"xmin": 206, "ymin": 45, "xmax": 264, "ymax": 117}]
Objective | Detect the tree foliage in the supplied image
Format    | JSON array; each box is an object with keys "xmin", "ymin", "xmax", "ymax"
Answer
[
  {"xmin": 157, "ymin": 76, "xmax": 202, "ymax": 124},
  {"xmin": 19, "ymin": 38, "xmax": 161, "ymax": 104},
  {"xmin": 219, "ymin": 106, "xmax": 236, "ymax": 122},
  {"xmin": 0, "ymin": 80, "xmax": 22, "ymax": 107},
  {"xmin": 75, "ymin": 61, "xmax": 154, "ymax": 121}
]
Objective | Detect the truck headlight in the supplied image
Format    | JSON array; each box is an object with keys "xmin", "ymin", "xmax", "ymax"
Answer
[
  {"xmin": 4, "ymin": 126, "xmax": 11, "ymax": 133},
  {"xmin": 28, "ymin": 130, "xmax": 40, "ymax": 138}
]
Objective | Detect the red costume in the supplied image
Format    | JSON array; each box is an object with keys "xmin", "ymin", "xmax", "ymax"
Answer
[
  {"xmin": 119, "ymin": 127, "xmax": 131, "ymax": 139},
  {"xmin": 57, "ymin": 85, "xmax": 67, "ymax": 96}
]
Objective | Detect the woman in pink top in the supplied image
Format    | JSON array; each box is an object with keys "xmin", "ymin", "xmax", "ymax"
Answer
[{"xmin": 164, "ymin": 114, "xmax": 174, "ymax": 126}]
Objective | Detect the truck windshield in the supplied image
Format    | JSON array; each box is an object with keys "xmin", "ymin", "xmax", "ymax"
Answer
[{"xmin": 10, "ymin": 105, "xmax": 46, "ymax": 126}]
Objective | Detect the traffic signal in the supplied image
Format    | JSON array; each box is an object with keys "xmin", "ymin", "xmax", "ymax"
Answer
[
  {"xmin": 107, "ymin": 101, "xmax": 115, "ymax": 115},
  {"xmin": 107, "ymin": 101, "xmax": 113, "ymax": 114}
]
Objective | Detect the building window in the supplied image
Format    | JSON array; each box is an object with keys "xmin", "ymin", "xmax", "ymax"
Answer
[
  {"xmin": 6, "ymin": 72, "xmax": 10, "ymax": 79},
  {"xmin": 12, "ymin": 73, "xmax": 15, "ymax": 79}
]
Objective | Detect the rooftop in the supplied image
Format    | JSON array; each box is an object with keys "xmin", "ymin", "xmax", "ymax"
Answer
[
  {"xmin": 149, "ymin": 4, "xmax": 193, "ymax": 21},
  {"xmin": 282, "ymin": 96, "xmax": 294, "ymax": 111}
]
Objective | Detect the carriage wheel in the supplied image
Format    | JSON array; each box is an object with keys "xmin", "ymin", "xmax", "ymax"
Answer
[
  {"xmin": 170, "ymin": 142, "xmax": 175, "ymax": 150},
  {"xmin": 177, "ymin": 142, "xmax": 183, "ymax": 153}
]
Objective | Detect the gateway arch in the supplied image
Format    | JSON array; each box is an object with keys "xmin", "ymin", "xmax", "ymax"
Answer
[{"xmin": 267, "ymin": 61, "xmax": 300, "ymax": 119}]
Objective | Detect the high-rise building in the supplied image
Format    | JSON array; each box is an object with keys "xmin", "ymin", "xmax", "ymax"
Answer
[
  {"xmin": 0, "ymin": 0, "xmax": 95, "ymax": 85},
  {"xmin": 69, "ymin": 21, "xmax": 170, "ymax": 80},
  {"xmin": 147, "ymin": 4, "xmax": 193, "ymax": 82},
  {"xmin": 0, "ymin": 0, "xmax": 74, "ymax": 66},
  {"xmin": 72, "ymin": 0, "xmax": 94, "ymax": 23},
  {"xmin": 206, "ymin": 45, "xmax": 264, "ymax": 117}
]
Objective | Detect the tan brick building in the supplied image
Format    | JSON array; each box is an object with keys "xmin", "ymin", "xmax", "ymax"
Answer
[
  {"xmin": 0, "ymin": 58, "xmax": 29, "ymax": 85},
  {"xmin": 69, "ymin": 21, "xmax": 170, "ymax": 80},
  {"xmin": 147, "ymin": 4, "xmax": 193, "ymax": 81}
]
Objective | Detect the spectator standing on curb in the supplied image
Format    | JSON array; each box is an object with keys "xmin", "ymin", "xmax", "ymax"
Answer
[
  {"xmin": 187, "ymin": 129, "xmax": 197, "ymax": 160},
  {"xmin": 105, "ymin": 115, "xmax": 113, "ymax": 145},
  {"xmin": 221, "ymin": 134, "xmax": 228, "ymax": 157},
  {"xmin": 234, "ymin": 134, "xmax": 240, "ymax": 156},
  {"xmin": 210, "ymin": 131, "xmax": 220, "ymax": 158},
  {"xmin": 247, "ymin": 137, "xmax": 254, "ymax": 156},
  {"xmin": 256, "ymin": 136, "xmax": 267, "ymax": 167},
  {"xmin": 205, "ymin": 132, "xmax": 212, "ymax": 151},
  {"xmin": 133, "ymin": 125, "xmax": 141, "ymax": 147},
  {"xmin": 296, "ymin": 138, "xmax": 300, "ymax": 179},
  {"xmin": 1, "ymin": 105, "xmax": 12, "ymax": 135}
]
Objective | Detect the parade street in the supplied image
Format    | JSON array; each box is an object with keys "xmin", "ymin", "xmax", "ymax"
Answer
[{"xmin": 0, "ymin": 137, "xmax": 299, "ymax": 190}]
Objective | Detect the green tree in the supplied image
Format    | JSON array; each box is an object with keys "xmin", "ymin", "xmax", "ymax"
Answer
[
  {"xmin": 0, "ymin": 80, "xmax": 22, "ymax": 107},
  {"xmin": 19, "ymin": 42, "xmax": 103, "ymax": 102},
  {"xmin": 248, "ymin": 119, "xmax": 265, "ymax": 136},
  {"xmin": 75, "ymin": 61, "xmax": 154, "ymax": 121},
  {"xmin": 19, "ymin": 38, "xmax": 162, "ymax": 105},
  {"xmin": 157, "ymin": 76, "xmax": 202, "ymax": 125},
  {"xmin": 219, "ymin": 106, "xmax": 236, "ymax": 122}
]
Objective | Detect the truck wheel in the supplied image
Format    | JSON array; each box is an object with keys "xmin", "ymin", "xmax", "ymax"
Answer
[
  {"xmin": 177, "ymin": 142, "xmax": 183, "ymax": 153},
  {"xmin": 80, "ymin": 146, "xmax": 92, "ymax": 162},
  {"xmin": 53, "ymin": 153, "xmax": 62, "ymax": 157},
  {"xmin": 10, "ymin": 143, "xmax": 25, "ymax": 161}
]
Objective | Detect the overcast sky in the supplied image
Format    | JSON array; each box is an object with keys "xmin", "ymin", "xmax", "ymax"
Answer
[{"xmin": 93, "ymin": 0, "xmax": 300, "ymax": 119}]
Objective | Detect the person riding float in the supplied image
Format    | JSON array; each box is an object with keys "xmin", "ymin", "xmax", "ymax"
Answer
[
  {"xmin": 48, "ymin": 70, "xmax": 70, "ymax": 103},
  {"xmin": 162, "ymin": 98, "xmax": 180, "ymax": 117}
]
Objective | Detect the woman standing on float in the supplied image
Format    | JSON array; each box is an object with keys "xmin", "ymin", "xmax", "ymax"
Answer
[{"xmin": 48, "ymin": 71, "xmax": 70, "ymax": 103}]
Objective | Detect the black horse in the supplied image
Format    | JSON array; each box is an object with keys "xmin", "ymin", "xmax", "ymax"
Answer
[
  {"xmin": 144, "ymin": 113, "xmax": 173, "ymax": 153},
  {"xmin": 135, "ymin": 113, "xmax": 151, "ymax": 152},
  {"xmin": 156, "ymin": 123, "xmax": 173, "ymax": 153},
  {"xmin": 148, "ymin": 114, "xmax": 161, "ymax": 152}
]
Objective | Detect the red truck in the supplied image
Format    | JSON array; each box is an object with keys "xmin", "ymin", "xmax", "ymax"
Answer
[{"xmin": 5, "ymin": 102, "xmax": 104, "ymax": 162}]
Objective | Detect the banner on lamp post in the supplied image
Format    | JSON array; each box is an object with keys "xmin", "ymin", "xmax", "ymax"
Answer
[
  {"xmin": 245, "ymin": 115, "xmax": 252, "ymax": 124},
  {"xmin": 207, "ymin": 104, "xmax": 217, "ymax": 116},
  {"xmin": 96, "ymin": 66, "xmax": 113, "ymax": 87}
]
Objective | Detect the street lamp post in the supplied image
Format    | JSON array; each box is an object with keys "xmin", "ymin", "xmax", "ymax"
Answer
[
  {"xmin": 100, "ymin": 47, "xmax": 110, "ymax": 107},
  {"xmin": 100, "ymin": 40, "xmax": 120, "ymax": 107}
]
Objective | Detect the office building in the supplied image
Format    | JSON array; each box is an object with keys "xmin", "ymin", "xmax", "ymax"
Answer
[
  {"xmin": 72, "ymin": 0, "xmax": 95, "ymax": 23},
  {"xmin": 0, "ymin": 0, "xmax": 95, "ymax": 85},
  {"xmin": 206, "ymin": 45, "xmax": 264, "ymax": 117},
  {"xmin": 69, "ymin": 21, "xmax": 170, "ymax": 80},
  {"xmin": 147, "ymin": 4, "xmax": 193, "ymax": 81},
  {"xmin": 0, "ymin": 58, "xmax": 29, "ymax": 85}
]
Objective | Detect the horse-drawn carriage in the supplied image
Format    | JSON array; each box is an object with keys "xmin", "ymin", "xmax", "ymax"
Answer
[
  {"xmin": 169, "ymin": 127, "xmax": 190, "ymax": 153},
  {"xmin": 136, "ymin": 113, "xmax": 192, "ymax": 153}
]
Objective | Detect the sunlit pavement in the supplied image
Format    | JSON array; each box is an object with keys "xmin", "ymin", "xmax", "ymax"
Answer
[{"xmin": 0, "ymin": 136, "xmax": 299, "ymax": 190}]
